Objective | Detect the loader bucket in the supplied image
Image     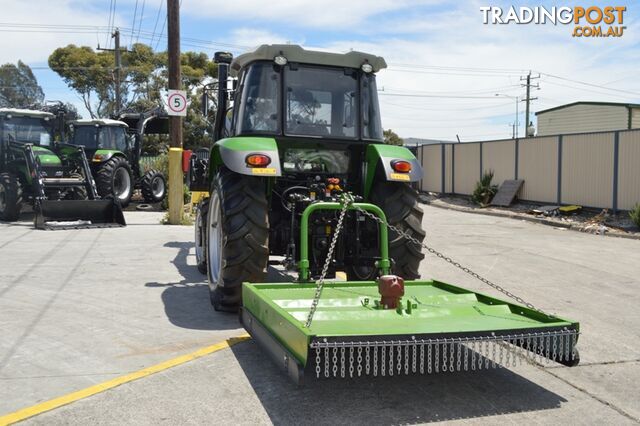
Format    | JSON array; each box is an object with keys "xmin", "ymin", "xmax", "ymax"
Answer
[
  {"xmin": 241, "ymin": 280, "xmax": 580, "ymax": 384},
  {"xmin": 34, "ymin": 199, "xmax": 126, "ymax": 230}
]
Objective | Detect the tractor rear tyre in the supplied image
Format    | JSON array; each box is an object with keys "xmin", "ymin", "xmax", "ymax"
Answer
[
  {"xmin": 96, "ymin": 157, "xmax": 133, "ymax": 207},
  {"xmin": 346, "ymin": 181, "xmax": 425, "ymax": 281},
  {"xmin": 141, "ymin": 169, "xmax": 166, "ymax": 203},
  {"xmin": 206, "ymin": 167, "xmax": 269, "ymax": 312},
  {"xmin": 195, "ymin": 200, "xmax": 208, "ymax": 275},
  {"xmin": 0, "ymin": 173, "xmax": 22, "ymax": 222}
]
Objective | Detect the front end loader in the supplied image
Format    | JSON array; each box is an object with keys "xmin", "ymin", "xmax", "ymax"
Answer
[
  {"xmin": 192, "ymin": 45, "xmax": 580, "ymax": 384},
  {"xmin": 67, "ymin": 112, "xmax": 168, "ymax": 207},
  {"xmin": 0, "ymin": 108, "xmax": 126, "ymax": 229}
]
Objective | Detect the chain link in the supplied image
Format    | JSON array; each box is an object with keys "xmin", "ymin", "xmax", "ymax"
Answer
[
  {"xmin": 351, "ymin": 202, "xmax": 545, "ymax": 314},
  {"xmin": 304, "ymin": 190, "xmax": 545, "ymax": 330},
  {"xmin": 305, "ymin": 194, "xmax": 353, "ymax": 328}
]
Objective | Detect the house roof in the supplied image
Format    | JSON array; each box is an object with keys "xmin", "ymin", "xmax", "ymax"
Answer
[
  {"xmin": 536, "ymin": 101, "xmax": 640, "ymax": 115},
  {"xmin": 230, "ymin": 44, "xmax": 387, "ymax": 76}
]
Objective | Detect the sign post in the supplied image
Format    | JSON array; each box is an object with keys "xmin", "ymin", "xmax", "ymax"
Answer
[{"xmin": 167, "ymin": 90, "xmax": 188, "ymax": 117}]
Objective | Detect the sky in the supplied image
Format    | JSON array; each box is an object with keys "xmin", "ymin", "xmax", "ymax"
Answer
[{"xmin": 1, "ymin": 0, "xmax": 638, "ymax": 142}]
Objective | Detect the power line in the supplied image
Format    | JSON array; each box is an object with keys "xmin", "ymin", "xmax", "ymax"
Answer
[
  {"xmin": 149, "ymin": 0, "xmax": 164, "ymax": 48},
  {"xmin": 105, "ymin": 0, "xmax": 114, "ymax": 48},
  {"xmin": 129, "ymin": 0, "xmax": 139, "ymax": 47},
  {"xmin": 380, "ymin": 84, "xmax": 521, "ymax": 96},
  {"xmin": 538, "ymin": 71, "xmax": 640, "ymax": 96},
  {"xmin": 135, "ymin": 0, "xmax": 146, "ymax": 44},
  {"xmin": 540, "ymin": 79, "xmax": 639, "ymax": 100},
  {"xmin": 379, "ymin": 92, "xmax": 503, "ymax": 99},
  {"xmin": 380, "ymin": 99, "xmax": 514, "ymax": 112}
]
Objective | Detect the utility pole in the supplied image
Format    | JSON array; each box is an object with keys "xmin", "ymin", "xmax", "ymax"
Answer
[
  {"xmin": 114, "ymin": 29, "xmax": 121, "ymax": 114},
  {"xmin": 495, "ymin": 93, "xmax": 519, "ymax": 138},
  {"xmin": 521, "ymin": 71, "xmax": 540, "ymax": 137},
  {"xmin": 167, "ymin": 0, "xmax": 184, "ymax": 224},
  {"xmin": 97, "ymin": 29, "xmax": 126, "ymax": 116}
]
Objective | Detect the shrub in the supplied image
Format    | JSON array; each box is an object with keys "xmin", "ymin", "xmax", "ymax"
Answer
[
  {"xmin": 630, "ymin": 203, "xmax": 640, "ymax": 228},
  {"xmin": 471, "ymin": 171, "xmax": 498, "ymax": 206}
]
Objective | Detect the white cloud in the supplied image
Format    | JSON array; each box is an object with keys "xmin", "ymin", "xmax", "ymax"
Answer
[
  {"xmin": 0, "ymin": 1, "xmax": 122, "ymax": 64},
  {"xmin": 230, "ymin": 28, "xmax": 293, "ymax": 49},
  {"xmin": 183, "ymin": 0, "xmax": 441, "ymax": 29},
  {"xmin": 297, "ymin": 5, "xmax": 640, "ymax": 140}
]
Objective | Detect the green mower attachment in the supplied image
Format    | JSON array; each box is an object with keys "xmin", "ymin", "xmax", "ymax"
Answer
[{"xmin": 240, "ymin": 201, "xmax": 580, "ymax": 385}]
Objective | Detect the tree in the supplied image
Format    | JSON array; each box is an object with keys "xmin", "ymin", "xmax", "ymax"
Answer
[
  {"xmin": 384, "ymin": 129, "xmax": 403, "ymax": 145},
  {"xmin": 48, "ymin": 45, "xmax": 112, "ymax": 118},
  {"xmin": 48, "ymin": 43, "xmax": 219, "ymax": 152},
  {"xmin": 0, "ymin": 61, "xmax": 45, "ymax": 108}
]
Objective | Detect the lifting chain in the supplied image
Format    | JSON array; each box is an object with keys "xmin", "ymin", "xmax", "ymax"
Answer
[
  {"xmin": 304, "ymin": 193, "xmax": 353, "ymax": 328},
  {"xmin": 350, "ymin": 200, "xmax": 547, "ymax": 315},
  {"xmin": 304, "ymin": 190, "xmax": 547, "ymax": 329}
]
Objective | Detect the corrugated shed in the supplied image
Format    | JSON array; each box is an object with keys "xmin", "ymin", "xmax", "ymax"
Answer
[
  {"xmin": 537, "ymin": 104, "xmax": 628, "ymax": 136},
  {"xmin": 631, "ymin": 108, "xmax": 640, "ymax": 129},
  {"xmin": 420, "ymin": 145, "xmax": 442, "ymax": 192},
  {"xmin": 518, "ymin": 136, "xmax": 559, "ymax": 203},
  {"xmin": 561, "ymin": 133, "xmax": 614, "ymax": 208},
  {"xmin": 444, "ymin": 144, "xmax": 453, "ymax": 193},
  {"xmin": 482, "ymin": 140, "xmax": 516, "ymax": 185},
  {"xmin": 453, "ymin": 143, "xmax": 480, "ymax": 195},
  {"xmin": 618, "ymin": 131, "xmax": 640, "ymax": 210}
]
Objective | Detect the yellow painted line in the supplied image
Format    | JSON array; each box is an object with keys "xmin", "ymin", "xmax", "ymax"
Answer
[{"xmin": 0, "ymin": 334, "xmax": 251, "ymax": 426}]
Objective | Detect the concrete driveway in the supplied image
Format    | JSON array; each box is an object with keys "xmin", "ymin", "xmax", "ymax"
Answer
[{"xmin": 0, "ymin": 206, "xmax": 638, "ymax": 425}]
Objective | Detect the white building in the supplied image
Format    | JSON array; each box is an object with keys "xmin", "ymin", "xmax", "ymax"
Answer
[{"xmin": 535, "ymin": 101, "xmax": 640, "ymax": 136}]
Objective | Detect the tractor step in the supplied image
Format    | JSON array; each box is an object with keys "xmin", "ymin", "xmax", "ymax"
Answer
[{"xmin": 241, "ymin": 279, "xmax": 580, "ymax": 384}]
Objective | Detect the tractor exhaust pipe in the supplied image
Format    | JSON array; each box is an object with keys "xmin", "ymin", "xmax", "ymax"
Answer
[{"xmin": 213, "ymin": 52, "xmax": 233, "ymax": 142}]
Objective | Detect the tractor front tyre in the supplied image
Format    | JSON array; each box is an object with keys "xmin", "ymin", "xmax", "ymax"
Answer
[
  {"xmin": 206, "ymin": 167, "xmax": 269, "ymax": 312},
  {"xmin": 0, "ymin": 173, "xmax": 22, "ymax": 222},
  {"xmin": 347, "ymin": 181, "xmax": 425, "ymax": 280},
  {"xmin": 141, "ymin": 169, "xmax": 166, "ymax": 203},
  {"xmin": 195, "ymin": 199, "xmax": 208, "ymax": 275},
  {"xmin": 96, "ymin": 157, "xmax": 133, "ymax": 207}
]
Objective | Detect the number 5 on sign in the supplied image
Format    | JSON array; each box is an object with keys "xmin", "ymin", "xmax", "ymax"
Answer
[{"xmin": 167, "ymin": 90, "xmax": 188, "ymax": 116}]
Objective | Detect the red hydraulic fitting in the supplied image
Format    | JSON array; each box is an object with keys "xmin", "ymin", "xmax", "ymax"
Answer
[{"xmin": 377, "ymin": 275, "xmax": 404, "ymax": 309}]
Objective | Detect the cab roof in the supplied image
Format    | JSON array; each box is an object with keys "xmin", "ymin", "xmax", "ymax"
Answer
[
  {"xmin": 69, "ymin": 118, "xmax": 129, "ymax": 128},
  {"xmin": 0, "ymin": 108, "xmax": 55, "ymax": 119},
  {"xmin": 230, "ymin": 44, "xmax": 387, "ymax": 76}
]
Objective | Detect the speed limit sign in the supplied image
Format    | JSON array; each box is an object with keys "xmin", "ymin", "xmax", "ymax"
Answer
[{"xmin": 167, "ymin": 90, "xmax": 188, "ymax": 116}]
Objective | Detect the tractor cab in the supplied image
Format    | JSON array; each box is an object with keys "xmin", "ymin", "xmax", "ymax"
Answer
[
  {"xmin": 68, "ymin": 119, "xmax": 131, "ymax": 161},
  {"xmin": 66, "ymin": 114, "xmax": 167, "ymax": 207},
  {"xmin": 0, "ymin": 109, "xmax": 55, "ymax": 147}
]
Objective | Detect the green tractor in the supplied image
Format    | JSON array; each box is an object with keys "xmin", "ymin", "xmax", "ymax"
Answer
[
  {"xmin": 0, "ymin": 108, "xmax": 125, "ymax": 229},
  {"xmin": 192, "ymin": 46, "xmax": 580, "ymax": 383},
  {"xmin": 68, "ymin": 112, "xmax": 167, "ymax": 207},
  {"xmin": 192, "ymin": 45, "xmax": 426, "ymax": 311}
]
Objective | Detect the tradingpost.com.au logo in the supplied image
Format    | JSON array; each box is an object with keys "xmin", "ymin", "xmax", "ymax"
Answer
[{"xmin": 480, "ymin": 6, "xmax": 627, "ymax": 37}]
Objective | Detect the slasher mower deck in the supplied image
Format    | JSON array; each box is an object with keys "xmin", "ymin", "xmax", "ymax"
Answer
[
  {"xmin": 241, "ymin": 280, "xmax": 579, "ymax": 384},
  {"xmin": 193, "ymin": 45, "xmax": 581, "ymax": 385}
]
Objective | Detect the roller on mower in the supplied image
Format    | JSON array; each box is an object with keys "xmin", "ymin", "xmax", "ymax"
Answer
[{"xmin": 193, "ymin": 45, "xmax": 580, "ymax": 384}]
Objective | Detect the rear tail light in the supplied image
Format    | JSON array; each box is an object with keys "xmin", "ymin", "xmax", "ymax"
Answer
[
  {"xmin": 245, "ymin": 154, "xmax": 271, "ymax": 167},
  {"xmin": 391, "ymin": 160, "xmax": 412, "ymax": 173}
]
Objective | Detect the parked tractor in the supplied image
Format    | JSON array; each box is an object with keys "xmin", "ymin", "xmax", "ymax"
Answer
[
  {"xmin": 68, "ymin": 111, "xmax": 167, "ymax": 207},
  {"xmin": 0, "ymin": 108, "xmax": 125, "ymax": 228},
  {"xmin": 192, "ymin": 46, "xmax": 580, "ymax": 384},
  {"xmin": 192, "ymin": 45, "xmax": 426, "ymax": 311}
]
